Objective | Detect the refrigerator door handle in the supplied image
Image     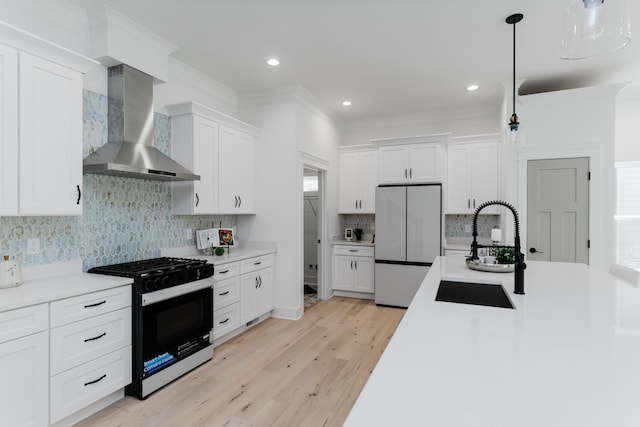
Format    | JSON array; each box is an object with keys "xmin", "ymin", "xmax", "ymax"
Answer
[
  {"xmin": 404, "ymin": 168, "xmax": 407, "ymax": 178},
  {"xmin": 409, "ymin": 168, "xmax": 412, "ymax": 178}
]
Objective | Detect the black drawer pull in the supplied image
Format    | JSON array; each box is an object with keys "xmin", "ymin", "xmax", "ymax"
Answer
[
  {"xmin": 349, "ymin": 249, "xmax": 358, "ymax": 252},
  {"xmin": 253, "ymin": 261, "xmax": 262, "ymax": 266},
  {"xmin": 84, "ymin": 332, "xmax": 107, "ymax": 342},
  {"xmin": 219, "ymin": 318, "xmax": 229, "ymax": 324},
  {"xmin": 84, "ymin": 300, "xmax": 106, "ymax": 308},
  {"xmin": 219, "ymin": 291, "xmax": 230, "ymax": 296},
  {"xmin": 219, "ymin": 269, "xmax": 230, "ymax": 274},
  {"xmin": 84, "ymin": 374, "xmax": 106, "ymax": 386}
]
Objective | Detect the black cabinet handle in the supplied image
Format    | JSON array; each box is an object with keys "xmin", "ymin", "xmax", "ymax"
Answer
[
  {"xmin": 84, "ymin": 332, "xmax": 107, "ymax": 342},
  {"xmin": 351, "ymin": 260, "xmax": 353, "ymax": 269},
  {"xmin": 84, "ymin": 300, "xmax": 106, "ymax": 308},
  {"xmin": 529, "ymin": 247, "xmax": 544, "ymax": 254},
  {"xmin": 355, "ymin": 200, "xmax": 358, "ymax": 209},
  {"xmin": 195, "ymin": 193, "xmax": 200, "ymax": 207},
  {"xmin": 219, "ymin": 291, "xmax": 230, "ymax": 296},
  {"xmin": 219, "ymin": 269, "xmax": 229, "ymax": 274},
  {"xmin": 84, "ymin": 374, "xmax": 106, "ymax": 386},
  {"xmin": 404, "ymin": 168, "xmax": 407, "ymax": 178},
  {"xmin": 238, "ymin": 196, "xmax": 242, "ymax": 207},
  {"xmin": 76, "ymin": 185, "xmax": 81, "ymax": 205},
  {"xmin": 255, "ymin": 277, "xmax": 259, "ymax": 288},
  {"xmin": 409, "ymin": 168, "xmax": 412, "ymax": 178},
  {"xmin": 253, "ymin": 261, "xmax": 262, "ymax": 266},
  {"xmin": 473, "ymin": 199, "xmax": 476, "ymax": 208},
  {"xmin": 468, "ymin": 199, "xmax": 471, "ymax": 209},
  {"xmin": 355, "ymin": 260, "xmax": 358, "ymax": 269},
  {"xmin": 259, "ymin": 276, "xmax": 262, "ymax": 287},
  {"xmin": 219, "ymin": 318, "xmax": 229, "ymax": 324}
]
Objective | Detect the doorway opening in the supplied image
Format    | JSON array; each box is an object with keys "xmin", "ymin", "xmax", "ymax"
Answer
[{"xmin": 303, "ymin": 168, "xmax": 319, "ymax": 308}]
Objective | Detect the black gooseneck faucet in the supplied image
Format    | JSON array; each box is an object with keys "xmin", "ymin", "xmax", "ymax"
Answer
[{"xmin": 471, "ymin": 200, "xmax": 526, "ymax": 295}]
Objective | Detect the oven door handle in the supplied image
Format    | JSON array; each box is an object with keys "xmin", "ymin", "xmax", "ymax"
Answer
[{"xmin": 141, "ymin": 279, "xmax": 213, "ymax": 306}]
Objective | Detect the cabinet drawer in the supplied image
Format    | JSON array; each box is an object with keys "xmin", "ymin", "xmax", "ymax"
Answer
[
  {"xmin": 213, "ymin": 303, "xmax": 240, "ymax": 341},
  {"xmin": 51, "ymin": 285, "xmax": 131, "ymax": 328},
  {"xmin": 214, "ymin": 261, "xmax": 240, "ymax": 279},
  {"xmin": 240, "ymin": 255, "xmax": 273, "ymax": 274},
  {"xmin": 50, "ymin": 346, "xmax": 132, "ymax": 424},
  {"xmin": 214, "ymin": 276, "xmax": 240, "ymax": 311},
  {"xmin": 0, "ymin": 303, "xmax": 48, "ymax": 344},
  {"xmin": 333, "ymin": 245, "xmax": 375, "ymax": 257},
  {"xmin": 50, "ymin": 308, "xmax": 131, "ymax": 375}
]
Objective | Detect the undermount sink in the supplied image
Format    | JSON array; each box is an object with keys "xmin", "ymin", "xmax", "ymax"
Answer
[{"xmin": 436, "ymin": 280, "xmax": 515, "ymax": 309}]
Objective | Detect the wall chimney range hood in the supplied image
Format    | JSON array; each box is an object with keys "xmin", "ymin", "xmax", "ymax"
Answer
[{"xmin": 83, "ymin": 64, "xmax": 200, "ymax": 181}]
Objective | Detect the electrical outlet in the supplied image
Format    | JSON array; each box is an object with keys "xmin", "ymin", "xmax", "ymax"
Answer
[
  {"xmin": 27, "ymin": 238, "xmax": 40, "ymax": 254},
  {"xmin": 465, "ymin": 224, "xmax": 471, "ymax": 233}
]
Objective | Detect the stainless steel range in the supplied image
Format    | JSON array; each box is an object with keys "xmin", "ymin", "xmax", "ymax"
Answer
[{"xmin": 89, "ymin": 257, "xmax": 214, "ymax": 399}]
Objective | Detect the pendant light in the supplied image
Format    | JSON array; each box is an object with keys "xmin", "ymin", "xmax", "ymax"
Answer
[
  {"xmin": 560, "ymin": 0, "xmax": 631, "ymax": 59},
  {"xmin": 506, "ymin": 13, "xmax": 523, "ymax": 133}
]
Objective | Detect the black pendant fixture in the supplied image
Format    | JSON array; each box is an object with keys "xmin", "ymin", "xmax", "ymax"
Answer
[{"xmin": 506, "ymin": 13, "xmax": 523, "ymax": 132}]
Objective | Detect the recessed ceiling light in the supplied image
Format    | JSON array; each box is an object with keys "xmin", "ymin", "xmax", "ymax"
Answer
[
  {"xmin": 466, "ymin": 84, "xmax": 479, "ymax": 91},
  {"xmin": 266, "ymin": 58, "xmax": 280, "ymax": 66},
  {"xmin": 342, "ymin": 100, "xmax": 352, "ymax": 106}
]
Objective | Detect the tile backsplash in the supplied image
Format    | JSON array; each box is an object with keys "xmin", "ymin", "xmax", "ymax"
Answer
[
  {"xmin": 0, "ymin": 90, "xmax": 235, "ymax": 270},
  {"xmin": 445, "ymin": 214, "xmax": 500, "ymax": 239}
]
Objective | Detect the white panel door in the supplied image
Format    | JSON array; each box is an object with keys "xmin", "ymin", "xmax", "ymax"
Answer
[
  {"xmin": 0, "ymin": 331, "xmax": 49, "ymax": 427},
  {"xmin": 354, "ymin": 256, "xmax": 375, "ymax": 293},
  {"xmin": 358, "ymin": 150, "xmax": 378, "ymax": 212},
  {"xmin": 378, "ymin": 145, "xmax": 408, "ymax": 184},
  {"xmin": 192, "ymin": 116, "xmax": 219, "ymax": 213},
  {"xmin": 527, "ymin": 158, "xmax": 589, "ymax": 264},
  {"xmin": 0, "ymin": 43, "xmax": 18, "ymax": 215},
  {"xmin": 19, "ymin": 52, "xmax": 83, "ymax": 215},
  {"xmin": 338, "ymin": 152, "xmax": 359, "ymax": 213},
  {"xmin": 219, "ymin": 125, "xmax": 255, "ymax": 213},
  {"xmin": 407, "ymin": 144, "xmax": 438, "ymax": 183}
]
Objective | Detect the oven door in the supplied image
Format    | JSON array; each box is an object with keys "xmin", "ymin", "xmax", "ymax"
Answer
[{"xmin": 140, "ymin": 279, "xmax": 213, "ymax": 378}]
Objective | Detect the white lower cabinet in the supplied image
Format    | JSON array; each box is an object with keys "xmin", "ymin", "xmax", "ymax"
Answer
[
  {"xmin": 211, "ymin": 253, "xmax": 275, "ymax": 343},
  {"xmin": 0, "ymin": 304, "xmax": 49, "ymax": 427},
  {"xmin": 49, "ymin": 286, "xmax": 132, "ymax": 424},
  {"xmin": 332, "ymin": 245, "xmax": 375, "ymax": 294},
  {"xmin": 240, "ymin": 255, "xmax": 274, "ymax": 324}
]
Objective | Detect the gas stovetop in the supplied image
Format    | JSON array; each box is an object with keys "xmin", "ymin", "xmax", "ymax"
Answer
[{"xmin": 89, "ymin": 257, "xmax": 214, "ymax": 292}]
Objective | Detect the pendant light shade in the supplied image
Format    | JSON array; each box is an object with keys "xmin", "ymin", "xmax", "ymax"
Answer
[
  {"xmin": 561, "ymin": 0, "xmax": 631, "ymax": 59},
  {"xmin": 506, "ymin": 13, "xmax": 523, "ymax": 133}
]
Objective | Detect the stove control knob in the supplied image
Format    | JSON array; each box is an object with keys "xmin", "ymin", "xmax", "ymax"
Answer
[
  {"xmin": 144, "ymin": 279, "xmax": 153, "ymax": 292},
  {"xmin": 153, "ymin": 277, "xmax": 163, "ymax": 290},
  {"xmin": 162, "ymin": 276, "xmax": 171, "ymax": 288}
]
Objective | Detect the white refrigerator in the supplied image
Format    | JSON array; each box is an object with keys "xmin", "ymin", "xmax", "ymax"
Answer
[{"xmin": 375, "ymin": 184, "xmax": 442, "ymax": 307}]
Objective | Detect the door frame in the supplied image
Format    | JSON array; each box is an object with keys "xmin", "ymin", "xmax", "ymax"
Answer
[
  {"xmin": 516, "ymin": 142, "xmax": 607, "ymax": 269},
  {"xmin": 299, "ymin": 151, "xmax": 330, "ymax": 304}
]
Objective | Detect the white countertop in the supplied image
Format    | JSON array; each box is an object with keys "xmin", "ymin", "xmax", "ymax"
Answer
[
  {"xmin": 0, "ymin": 260, "xmax": 132, "ymax": 313},
  {"xmin": 346, "ymin": 256, "xmax": 640, "ymax": 427},
  {"xmin": 332, "ymin": 239, "xmax": 375, "ymax": 247},
  {"xmin": 161, "ymin": 242, "xmax": 277, "ymax": 265}
]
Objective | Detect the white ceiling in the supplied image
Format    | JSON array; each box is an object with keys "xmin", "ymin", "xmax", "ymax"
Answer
[{"xmin": 67, "ymin": 0, "xmax": 640, "ymax": 122}]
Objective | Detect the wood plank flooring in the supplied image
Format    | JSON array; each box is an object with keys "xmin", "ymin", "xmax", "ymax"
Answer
[{"xmin": 75, "ymin": 297, "xmax": 405, "ymax": 427}]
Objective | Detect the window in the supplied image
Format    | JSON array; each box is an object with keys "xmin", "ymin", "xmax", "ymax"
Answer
[{"xmin": 615, "ymin": 163, "xmax": 640, "ymax": 268}]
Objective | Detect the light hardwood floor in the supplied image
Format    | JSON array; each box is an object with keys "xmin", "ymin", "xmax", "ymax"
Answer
[{"xmin": 76, "ymin": 297, "xmax": 405, "ymax": 427}]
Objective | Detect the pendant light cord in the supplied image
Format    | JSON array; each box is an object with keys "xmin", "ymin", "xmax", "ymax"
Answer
[{"xmin": 512, "ymin": 20, "xmax": 516, "ymax": 117}]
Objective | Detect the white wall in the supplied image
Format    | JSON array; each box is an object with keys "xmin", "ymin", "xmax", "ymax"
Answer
[
  {"xmin": 616, "ymin": 98, "xmax": 640, "ymax": 162},
  {"xmin": 238, "ymin": 96, "xmax": 300, "ymax": 318},
  {"xmin": 513, "ymin": 84, "xmax": 626, "ymax": 271}
]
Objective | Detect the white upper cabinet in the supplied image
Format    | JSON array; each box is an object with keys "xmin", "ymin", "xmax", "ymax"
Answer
[
  {"xmin": 167, "ymin": 102, "xmax": 259, "ymax": 215},
  {"xmin": 218, "ymin": 125, "xmax": 255, "ymax": 214},
  {"xmin": 0, "ymin": 43, "xmax": 18, "ymax": 216},
  {"xmin": 372, "ymin": 134, "xmax": 449, "ymax": 185},
  {"xmin": 19, "ymin": 53, "xmax": 84, "ymax": 215},
  {"xmin": 171, "ymin": 114, "xmax": 219, "ymax": 214},
  {"xmin": 338, "ymin": 147, "xmax": 377, "ymax": 214},
  {"xmin": 0, "ymin": 22, "xmax": 97, "ymax": 216},
  {"xmin": 446, "ymin": 137, "xmax": 500, "ymax": 214}
]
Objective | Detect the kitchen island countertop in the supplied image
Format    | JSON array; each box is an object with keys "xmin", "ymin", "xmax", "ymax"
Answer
[{"xmin": 345, "ymin": 256, "xmax": 640, "ymax": 426}]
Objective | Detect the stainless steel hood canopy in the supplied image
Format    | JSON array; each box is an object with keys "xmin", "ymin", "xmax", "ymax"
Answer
[{"xmin": 83, "ymin": 64, "xmax": 199, "ymax": 181}]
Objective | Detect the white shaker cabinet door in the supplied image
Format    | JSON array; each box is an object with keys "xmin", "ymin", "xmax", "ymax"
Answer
[
  {"xmin": 19, "ymin": 52, "xmax": 83, "ymax": 215},
  {"xmin": 0, "ymin": 43, "xmax": 18, "ymax": 215},
  {"xmin": 218, "ymin": 125, "xmax": 255, "ymax": 213},
  {"xmin": 0, "ymin": 331, "xmax": 49, "ymax": 427}
]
